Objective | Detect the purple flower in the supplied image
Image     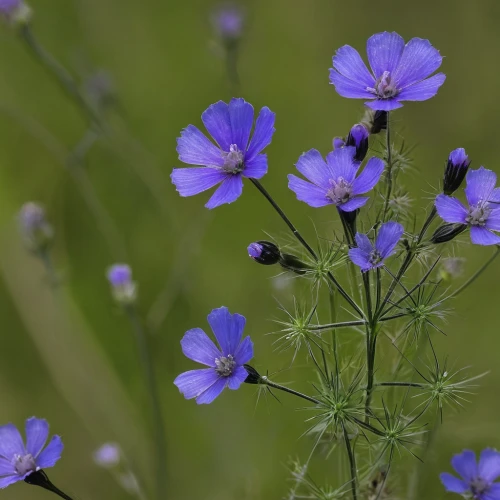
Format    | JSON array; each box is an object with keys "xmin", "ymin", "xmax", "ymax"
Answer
[
  {"xmin": 247, "ymin": 241, "xmax": 281, "ymax": 265},
  {"xmin": 435, "ymin": 167, "xmax": 500, "ymax": 245},
  {"xmin": 440, "ymin": 449, "xmax": 500, "ymax": 499},
  {"xmin": 18, "ymin": 202, "xmax": 53, "ymax": 252},
  {"xmin": 444, "ymin": 148, "xmax": 471, "ymax": 195},
  {"xmin": 106, "ymin": 264, "xmax": 136, "ymax": 304},
  {"xmin": 329, "ymin": 31, "xmax": 446, "ymax": 111},
  {"xmin": 288, "ymin": 146, "xmax": 384, "ymax": 212},
  {"xmin": 333, "ymin": 137, "xmax": 345, "ymax": 149},
  {"xmin": 211, "ymin": 4, "xmax": 244, "ymax": 40},
  {"xmin": 174, "ymin": 306, "xmax": 253, "ymax": 404},
  {"xmin": 349, "ymin": 221, "xmax": 404, "ymax": 272},
  {"xmin": 93, "ymin": 443, "xmax": 121, "ymax": 468},
  {"xmin": 172, "ymin": 98, "xmax": 276, "ymax": 209},
  {"xmin": 0, "ymin": 0, "xmax": 21, "ymax": 14},
  {"xmin": 0, "ymin": 417, "xmax": 63, "ymax": 488}
]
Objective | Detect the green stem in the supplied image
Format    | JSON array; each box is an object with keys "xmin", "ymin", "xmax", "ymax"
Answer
[
  {"xmin": 381, "ymin": 112, "xmax": 393, "ymax": 221},
  {"xmin": 25, "ymin": 471, "xmax": 74, "ymax": 500},
  {"xmin": 343, "ymin": 424, "xmax": 358, "ymax": 500},
  {"xmin": 375, "ymin": 382, "xmax": 425, "ymax": 388},
  {"xmin": 261, "ymin": 377, "xmax": 321, "ymax": 405},
  {"xmin": 417, "ymin": 206, "xmax": 437, "ymax": 244}
]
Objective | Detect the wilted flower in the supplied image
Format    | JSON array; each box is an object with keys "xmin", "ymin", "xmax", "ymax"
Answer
[
  {"xmin": 435, "ymin": 167, "xmax": 500, "ymax": 245},
  {"xmin": 93, "ymin": 443, "xmax": 121, "ymax": 468},
  {"xmin": 174, "ymin": 306, "xmax": 253, "ymax": 404},
  {"xmin": 107, "ymin": 264, "xmax": 137, "ymax": 305},
  {"xmin": 288, "ymin": 146, "xmax": 384, "ymax": 211},
  {"xmin": 18, "ymin": 202, "xmax": 53, "ymax": 253},
  {"xmin": 440, "ymin": 448, "xmax": 500, "ymax": 499},
  {"xmin": 172, "ymin": 98, "xmax": 276, "ymax": 209},
  {"xmin": 443, "ymin": 148, "xmax": 471, "ymax": 195},
  {"xmin": 0, "ymin": 417, "xmax": 63, "ymax": 488},
  {"xmin": 329, "ymin": 31, "xmax": 446, "ymax": 110},
  {"xmin": 348, "ymin": 221, "xmax": 404, "ymax": 271},
  {"xmin": 247, "ymin": 241, "xmax": 280, "ymax": 265}
]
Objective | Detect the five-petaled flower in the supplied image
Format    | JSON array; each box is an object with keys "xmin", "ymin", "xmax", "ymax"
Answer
[
  {"xmin": 172, "ymin": 98, "xmax": 275, "ymax": 209},
  {"xmin": 0, "ymin": 417, "xmax": 63, "ymax": 488},
  {"xmin": 174, "ymin": 307, "xmax": 253, "ymax": 404},
  {"xmin": 348, "ymin": 221, "xmax": 404, "ymax": 271},
  {"xmin": 329, "ymin": 31, "xmax": 446, "ymax": 111},
  {"xmin": 440, "ymin": 448, "xmax": 500, "ymax": 499},
  {"xmin": 435, "ymin": 167, "xmax": 500, "ymax": 245},
  {"xmin": 288, "ymin": 146, "xmax": 384, "ymax": 211}
]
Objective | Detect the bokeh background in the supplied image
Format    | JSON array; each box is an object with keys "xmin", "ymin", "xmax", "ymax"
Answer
[{"xmin": 0, "ymin": 0, "xmax": 499, "ymax": 498}]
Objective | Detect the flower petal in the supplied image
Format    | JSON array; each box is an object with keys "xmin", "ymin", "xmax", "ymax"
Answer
[
  {"xmin": 484, "ymin": 483, "xmax": 500, "ymax": 500},
  {"xmin": 0, "ymin": 458, "xmax": 15, "ymax": 477},
  {"xmin": 338, "ymin": 197, "xmax": 369, "ymax": 212},
  {"xmin": 180, "ymin": 328, "xmax": 221, "ymax": 367},
  {"xmin": 376, "ymin": 221, "xmax": 404, "ymax": 258},
  {"xmin": 196, "ymin": 377, "xmax": 227, "ymax": 404},
  {"xmin": 174, "ymin": 368, "xmax": 219, "ymax": 400},
  {"xmin": 435, "ymin": 194, "xmax": 468, "ymax": 224},
  {"xmin": 393, "ymin": 37, "xmax": 443, "ymax": 88},
  {"xmin": 489, "ymin": 188, "xmax": 500, "ymax": 204},
  {"xmin": 367, "ymin": 31, "xmax": 405, "ymax": 79},
  {"xmin": 176, "ymin": 125, "xmax": 224, "ymax": 167},
  {"xmin": 244, "ymin": 154, "xmax": 268, "ymax": 179},
  {"xmin": 0, "ymin": 424, "xmax": 25, "ymax": 460},
  {"xmin": 205, "ymin": 175, "xmax": 243, "ymax": 209},
  {"xmin": 397, "ymin": 73, "xmax": 446, "ymax": 101},
  {"xmin": 207, "ymin": 306, "xmax": 246, "ymax": 356},
  {"xmin": 0, "ymin": 475, "xmax": 21, "ymax": 489},
  {"xmin": 234, "ymin": 336, "xmax": 253, "ymax": 365},
  {"xmin": 295, "ymin": 149, "xmax": 331, "ymax": 188},
  {"xmin": 451, "ymin": 449, "xmax": 477, "ymax": 482},
  {"xmin": 326, "ymin": 147, "xmax": 359, "ymax": 183},
  {"xmin": 332, "ymin": 45, "xmax": 374, "ymax": 87},
  {"xmin": 479, "ymin": 449, "xmax": 500, "ymax": 483},
  {"xmin": 171, "ymin": 168, "xmax": 225, "ymax": 197},
  {"xmin": 36, "ymin": 435, "xmax": 63, "ymax": 469},
  {"xmin": 329, "ymin": 70, "xmax": 374, "ymax": 99},
  {"xmin": 486, "ymin": 209, "xmax": 500, "ymax": 231},
  {"xmin": 439, "ymin": 473, "xmax": 468, "ymax": 494},
  {"xmin": 246, "ymin": 106, "xmax": 276, "ymax": 161},
  {"xmin": 288, "ymin": 175, "xmax": 331, "ymax": 208},
  {"xmin": 355, "ymin": 233, "xmax": 373, "ymax": 254},
  {"xmin": 349, "ymin": 247, "xmax": 372, "ymax": 272},
  {"xmin": 201, "ymin": 100, "xmax": 232, "ymax": 151},
  {"xmin": 352, "ymin": 157, "xmax": 385, "ymax": 195},
  {"xmin": 470, "ymin": 226, "xmax": 500, "ymax": 246},
  {"xmin": 364, "ymin": 98, "xmax": 403, "ymax": 111},
  {"xmin": 465, "ymin": 167, "xmax": 497, "ymax": 206},
  {"xmin": 25, "ymin": 418, "xmax": 49, "ymax": 459},
  {"xmin": 227, "ymin": 365, "xmax": 248, "ymax": 390},
  {"xmin": 229, "ymin": 98, "xmax": 254, "ymax": 151}
]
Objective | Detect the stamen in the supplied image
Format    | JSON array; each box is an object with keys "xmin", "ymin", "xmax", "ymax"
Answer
[
  {"xmin": 222, "ymin": 144, "xmax": 244, "ymax": 173},
  {"xmin": 215, "ymin": 354, "xmax": 236, "ymax": 377},
  {"xmin": 367, "ymin": 71, "xmax": 399, "ymax": 99},
  {"xmin": 326, "ymin": 177, "xmax": 352, "ymax": 205},
  {"xmin": 13, "ymin": 453, "xmax": 37, "ymax": 476},
  {"xmin": 466, "ymin": 203, "xmax": 491, "ymax": 226}
]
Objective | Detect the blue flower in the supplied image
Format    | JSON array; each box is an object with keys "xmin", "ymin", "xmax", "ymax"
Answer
[
  {"xmin": 0, "ymin": 417, "xmax": 63, "ymax": 488},
  {"xmin": 440, "ymin": 449, "xmax": 500, "ymax": 499},
  {"xmin": 174, "ymin": 307, "xmax": 253, "ymax": 404},
  {"xmin": 172, "ymin": 98, "xmax": 276, "ymax": 209},
  {"xmin": 349, "ymin": 221, "xmax": 404, "ymax": 272}
]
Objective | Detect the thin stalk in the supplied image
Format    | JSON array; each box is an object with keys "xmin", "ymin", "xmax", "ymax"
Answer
[
  {"xmin": 125, "ymin": 306, "xmax": 167, "ymax": 500},
  {"xmin": 375, "ymin": 267, "xmax": 382, "ymax": 313},
  {"xmin": 342, "ymin": 424, "xmax": 358, "ymax": 500},
  {"xmin": 261, "ymin": 377, "xmax": 321, "ymax": 405},
  {"xmin": 25, "ymin": 471, "xmax": 74, "ymax": 500},
  {"xmin": 362, "ymin": 272, "xmax": 373, "ymax": 322},
  {"xmin": 374, "ymin": 382, "xmax": 425, "ymax": 388},
  {"xmin": 381, "ymin": 112, "xmax": 393, "ymax": 220},
  {"xmin": 416, "ymin": 206, "xmax": 437, "ymax": 244},
  {"xmin": 309, "ymin": 319, "xmax": 367, "ymax": 331},
  {"xmin": 329, "ymin": 289, "xmax": 339, "ymax": 378}
]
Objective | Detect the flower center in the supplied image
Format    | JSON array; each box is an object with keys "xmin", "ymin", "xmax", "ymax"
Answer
[
  {"xmin": 466, "ymin": 203, "xmax": 490, "ymax": 226},
  {"xmin": 326, "ymin": 177, "xmax": 352, "ymax": 205},
  {"xmin": 470, "ymin": 477, "xmax": 489, "ymax": 497},
  {"xmin": 367, "ymin": 71, "xmax": 399, "ymax": 99},
  {"xmin": 12, "ymin": 453, "xmax": 37, "ymax": 476},
  {"xmin": 222, "ymin": 144, "xmax": 244, "ymax": 173},
  {"xmin": 215, "ymin": 354, "xmax": 236, "ymax": 377},
  {"xmin": 368, "ymin": 250, "xmax": 383, "ymax": 267}
]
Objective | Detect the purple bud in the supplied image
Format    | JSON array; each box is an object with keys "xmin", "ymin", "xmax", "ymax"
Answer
[
  {"xmin": 247, "ymin": 241, "xmax": 280, "ymax": 265},
  {"xmin": 93, "ymin": 443, "xmax": 121, "ymax": 468},
  {"xmin": 107, "ymin": 264, "xmax": 136, "ymax": 304},
  {"xmin": 346, "ymin": 124, "xmax": 369, "ymax": 162},
  {"xmin": 0, "ymin": 0, "xmax": 31, "ymax": 24},
  {"xmin": 0, "ymin": 0, "xmax": 21, "ymax": 13},
  {"xmin": 443, "ymin": 148, "xmax": 470, "ymax": 195},
  {"xmin": 333, "ymin": 137, "xmax": 345, "ymax": 149},
  {"xmin": 18, "ymin": 202, "xmax": 53, "ymax": 252},
  {"xmin": 212, "ymin": 4, "xmax": 244, "ymax": 41}
]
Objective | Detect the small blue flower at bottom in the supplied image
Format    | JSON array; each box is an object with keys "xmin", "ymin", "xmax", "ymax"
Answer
[
  {"xmin": 174, "ymin": 306, "xmax": 253, "ymax": 404},
  {"xmin": 0, "ymin": 417, "xmax": 63, "ymax": 489},
  {"xmin": 440, "ymin": 449, "xmax": 500, "ymax": 499},
  {"xmin": 349, "ymin": 221, "xmax": 404, "ymax": 272}
]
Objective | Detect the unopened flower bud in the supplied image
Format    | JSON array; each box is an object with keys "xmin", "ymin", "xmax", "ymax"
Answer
[
  {"xmin": 430, "ymin": 223, "xmax": 467, "ymax": 244},
  {"xmin": 107, "ymin": 264, "xmax": 137, "ymax": 305},
  {"xmin": 0, "ymin": 0, "xmax": 32, "ymax": 25},
  {"xmin": 346, "ymin": 124, "xmax": 369, "ymax": 162},
  {"xmin": 443, "ymin": 148, "xmax": 470, "ymax": 195},
  {"xmin": 247, "ymin": 241, "xmax": 280, "ymax": 265},
  {"xmin": 211, "ymin": 3, "xmax": 244, "ymax": 44},
  {"xmin": 243, "ymin": 364, "xmax": 262, "ymax": 384},
  {"xmin": 18, "ymin": 202, "xmax": 53, "ymax": 253},
  {"xmin": 93, "ymin": 443, "xmax": 121, "ymax": 468}
]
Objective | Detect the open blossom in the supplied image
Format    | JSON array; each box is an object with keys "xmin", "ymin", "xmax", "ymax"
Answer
[
  {"xmin": 435, "ymin": 167, "xmax": 500, "ymax": 245},
  {"xmin": 174, "ymin": 307, "xmax": 253, "ymax": 404},
  {"xmin": 329, "ymin": 31, "xmax": 446, "ymax": 111},
  {"xmin": 172, "ymin": 98, "xmax": 275, "ymax": 209},
  {"xmin": 348, "ymin": 221, "xmax": 404, "ymax": 271},
  {"xmin": 288, "ymin": 146, "xmax": 384, "ymax": 211},
  {"xmin": 0, "ymin": 417, "xmax": 63, "ymax": 488},
  {"xmin": 440, "ymin": 449, "xmax": 500, "ymax": 499}
]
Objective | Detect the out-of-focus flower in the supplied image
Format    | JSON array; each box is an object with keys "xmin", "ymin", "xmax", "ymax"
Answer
[
  {"xmin": 435, "ymin": 167, "xmax": 500, "ymax": 245},
  {"xmin": 348, "ymin": 221, "xmax": 404, "ymax": 271},
  {"xmin": 440, "ymin": 448, "xmax": 500, "ymax": 499},
  {"xmin": 107, "ymin": 264, "xmax": 137, "ymax": 305},
  {"xmin": 93, "ymin": 443, "xmax": 121, "ymax": 468},
  {"xmin": 211, "ymin": 3, "xmax": 244, "ymax": 42},
  {"xmin": 172, "ymin": 98, "xmax": 275, "ymax": 209},
  {"xmin": 288, "ymin": 147, "xmax": 384, "ymax": 211},
  {"xmin": 443, "ymin": 148, "xmax": 471, "ymax": 195},
  {"xmin": 0, "ymin": 417, "xmax": 63, "ymax": 489},
  {"xmin": 0, "ymin": 0, "xmax": 31, "ymax": 24},
  {"xmin": 329, "ymin": 31, "xmax": 446, "ymax": 110},
  {"xmin": 174, "ymin": 307, "xmax": 253, "ymax": 404},
  {"xmin": 440, "ymin": 257, "xmax": 465, "ymax": 280},
  {"xmin": 18, "ymin": 202, "xmax": 53, "ymax": 253}
]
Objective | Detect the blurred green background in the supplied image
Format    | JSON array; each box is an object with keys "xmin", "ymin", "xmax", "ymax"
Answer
[{"xmin": 0, "ymin": 0, "xmax": 499, "ymax": 498}]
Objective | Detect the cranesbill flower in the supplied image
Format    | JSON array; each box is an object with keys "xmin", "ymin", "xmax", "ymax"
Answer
[
  {"xmin": 329, "ymin": 31, "xmax": 446, "ymax": 111},
  {"xmin": 288, "ymin": 146, "xmax": 384, "ymax": 211},
  {"xmin": 435, "ymin": 167, "xmax": 500, "ymax": 245},
  {"xmin": 174, "ymin": 306, "xmax": 253, "ymax": 404},
  {"xmin": 0, "ymin": 417, "xmax": 63, "ymax": 488},
  {"xmin": 348, "ymin": 221, "xmax": 404, "ymax": 271},
  {"xmin": 440, "ymin": 448, "xmax": 500, "ymax": 499},
  {"xmin": 172, "ymin": 98, "xmax": 275, "ymax": 209}
]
